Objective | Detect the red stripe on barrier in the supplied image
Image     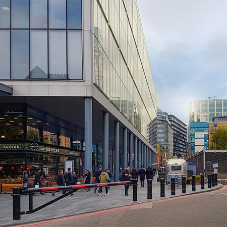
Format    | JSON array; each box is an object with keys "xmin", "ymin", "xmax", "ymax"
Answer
[
  {"xmin": 117, "ymin": 182, "xmax": 127, "ymax": 185},
  {"xmin": 42, "ymin": 188, "xmax": 58, "ymax": 192},
  {"xmin": 72, "ymin": 186, "xmax": 85, "ymax": 189}
]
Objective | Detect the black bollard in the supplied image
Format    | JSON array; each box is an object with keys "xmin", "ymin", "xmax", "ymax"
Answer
[
  {"xmin": 201, "ymin": 174, "xmax": 204, "ymax": 189},
  {"xmin": 182, "ymin": 176, "xmax": 186, "ymax": 193},
  {"xmin": 132, "ymin": 179, "xmax": 137, "ymax": 201},
  {"xmin": 208, "ymin": 174, "xmax": 211, "ymax": 188},
  {"xmin": 147, "ymin": 179, "xmax": 152, "ymax": 199},
  {"xmin": 160, "ymin": 178, "xmax": 165, "ymax": 197},
  {"xmin": 215, "ymin": 174, "xmax": 217, "ymax": 186},
  {"xmin": 29, "ymin": 192, "xmax": 33, "ymax": 212},
  {"xmin": 171, "ymin": 178, "xmax": 175, "ymax": 195},
  {"xmin": 12, "ymin": 187, "xmax": 23, "ymax": 220},
  {"xmin": 211, "ymin": 173, "xmax": 215, "ymax": 187},
  {"xmin": 192, "ymin": 175, "xmax": 196, "ymax": 191}
]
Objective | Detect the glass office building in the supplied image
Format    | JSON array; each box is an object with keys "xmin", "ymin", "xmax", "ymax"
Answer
[
  {"xmin": 189, "ymin": 99, "xmax": 227, "ymax": 123},
  {"xmin": 0, "ymin": 0, "xmax": 157, "ymax": 182}
]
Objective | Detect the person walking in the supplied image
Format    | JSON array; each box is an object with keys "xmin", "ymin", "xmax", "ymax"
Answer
[
  {"xmin": 138, "ymin": 166, "xmax": 146, "ymax": 187},
  {"xmin": 146, "ymin": 167, "xmax": 153, "ymax": 181},
  {"xmin": 131, "ymin": 168, "xmax": 138, "ymax": 180},
  {"xmin": 98, "ymin": 169, "xmax": 109, "ymax": 196},
  {"xmin": 34, "ymin": 169, "xmax": 44, "ymax": 195},
  {"xmin": 52, "ymin": 169, "xmax": 64, "ymax": 196},
  {"xmin": 122, "ymin": 166, "xmax": 131, "ymax": 196},
  {"xmin": 84, "ymin": 170, "xmax": 91, "ymax": 192},
  {"xmin": 94, "ymin": 166, "xmax": 103, "ymax": 193},
  {"xmin": 23, "ymin": 170, "xmax": 28, "ymax": 187}
]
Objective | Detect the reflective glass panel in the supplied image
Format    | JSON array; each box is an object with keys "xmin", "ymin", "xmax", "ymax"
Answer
[
  {"xmin": 0, "ymin": 30, "xmax": 10, "ymax": 79},
  {"xmin": 11, "ymin": 0, "xmax": 29, "ymax": 28},
  {"xmin": 49, "ymin": 31, "xmax": 67, "ymax": 79},
  {"xmin": 67, "ymin": 0, "xmax": 82, "ymax": 29},
  {"xmin": 11, "ymin": 30, "xmax": 29, "ymax": 79},
  {"xmin": 49, "ymin": 0, "xmax": 66, "ymax": 29},
  {"xmin": 0, "ymin": 0, "xmax": 10, "ymax": 28},
  {"xmin": 30, "ymin": 0, "xmax": 47, "ymax": 28},
  {"xmin": 30, "ymin": 30, "xmax": 48, "ymax": 79},
  {"xmin": 68, "ymin": 31, "xmax": 82, "ymax": 79}
]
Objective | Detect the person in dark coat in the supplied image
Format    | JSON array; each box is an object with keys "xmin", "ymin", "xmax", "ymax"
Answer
[
  {"xmin": 85, "ymin": 170, "xmax": 91, "ymax": 192},
  {"xmin": 131, "ymin": 168, "xmax": 138, "ymax": 180},
  {"xmin": 64, "ymin": 168, "xmax": 72, "ymax": 186},
  {"xmin": 71, "ymin": 172, "xmax": 77, "ymax": 185},
  {"xmin": 52, "ymin": 169, "xmax": 64, "ymax": 196},
  {"xmin": 34, "ymin": 169, "xmax": 42, "ymax": 187},
  {"xmin": 122, "ymin": 166, "xmax": 131, "ymax": 196},
  {"xmin": 138, "ymin": 166, "xmax": 146, "ymax": 187},
  {"xmin": 94, "ymin": 166, "xmax": 103, "ymax": 193},
  {"xmin": 146, "ymin": 167, "xmax": 153, "ymax": 180},
  {"xmin": 23, "ymin": 170, "xmax": 28, "ymax": 187},
  {"xmin": 107, "ymin": 169, "xmax": 112, "ymax": 182}
]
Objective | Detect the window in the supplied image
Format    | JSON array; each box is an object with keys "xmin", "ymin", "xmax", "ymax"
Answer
[
  {"xmin": 0, "ymin": 30, "xmax": 10, "ymax": 79},
  {"xmin": 11, "ymin": 30, "xmax": 29, "ymax": 79},
  {"xmin": 11, "ymin": 0, "xmax": 29, "ymax": 28},
  {"xmin": 67, "ymin": 0, "xmax": 82, "ymax": 29},
  {"xmin": 0, "ymin": 0, "xmax": 10, "ymax": 28},
  {"xmin": 30, "ymin": 0, "xmax": 47, "ymax": 28},
  {"xmin": 30, "ymin": 30, "xmax": 48, "ymax": 79}
]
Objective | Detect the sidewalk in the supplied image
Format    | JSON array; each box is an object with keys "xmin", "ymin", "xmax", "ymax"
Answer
[{"xmin": 0, "ymin": 175, "xmax": 222, "ymax": 227}]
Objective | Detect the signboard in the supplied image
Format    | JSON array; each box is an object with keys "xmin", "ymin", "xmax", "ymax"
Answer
[
  {"xmin": 213, "ymin": 163, "xmax": 218, "ymax": 168},
  {"xmin": 64, "ymin": 160, "xmax": 74, "ymax": 173}
]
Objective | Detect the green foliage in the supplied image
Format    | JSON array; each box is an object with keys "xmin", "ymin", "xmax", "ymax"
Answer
[
  {"xmin": 188, "ymin": 175, "xmax": 201, "ymax": 181},
  {"xmin": 209, "ymin": 127, "xmax": 227, "ymax": 150}
]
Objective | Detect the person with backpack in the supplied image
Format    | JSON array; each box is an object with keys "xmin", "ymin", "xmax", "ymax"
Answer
[{"xmin": 98, "ymin": 169, "xmax": 109, "ymax": 196}]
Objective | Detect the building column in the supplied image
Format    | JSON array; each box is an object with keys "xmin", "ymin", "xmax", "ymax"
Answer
[
  {"xmin": 103, "ymin": 112, "xmax": 109, "ymax": 170},
  {"xmin": 115, "ymin": 122, "xmax": 120, "ymax": 181},
  {"xmin": 130, "ymin": 133, "xmax": 133, "ymax": 169},
  {"xmin": 145, "ymin": 145, "xmax": 147, "ymax": 168},
  {"xmin": 124, "ymin": 128, "xmax": 127, "ymax": 169},
  {"xmin": 141, "ymin": 143, "xmax": 144, "ymax": 167},
  {"xmin": 138, "ymin": 140, "xmax": 141, "ymax": 169},
  {"xmin": 134, "ymin": 137, "xmax": 138, "ymax": 170},
  {"xmin": 85, "ymin": 98, "xmax": 92, "ymax": 173}
]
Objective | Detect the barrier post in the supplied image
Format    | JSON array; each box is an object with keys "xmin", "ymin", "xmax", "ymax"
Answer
[
  {"xmin": 201, "ymin": 174, "xmax": 204, "ymax": 189},
  {"xmin": 12, "ymin": 187, "xmax": 23, "ymax": 220},
  {"xmin": 208, "ymin": 174, "xmax": 211, "ymax": 188},
  {"xmin": 182, "ymin": 176, "xmax": 186, "ymax": 193},
  {"xmin": 171, "ymin": 178, "xmax": 175, "ymax": 195},
  {"xmin": 29, "ymin": 192, "xmax": 33, "ymax": 212},
  {"xmin": 147, "ymin": 179, "xmax": 152, "ymax": 199},
  {"xmin": 192, "ymin": 175, "xmax": 196, "ymax": 191},
  {"xmin": 215, "ymin": 174, "xmax": 217, "ymax": 186},
  {"xmin": 132, "ymin": 179, "xmax": 137, "ymax": 201},
  {"xmin": 160, "ymin": 178, "xmax": 165, "ymax": 197},
  {"xmin": 211, "ymin": 173, "xmax": 215, "ymax": 187}
]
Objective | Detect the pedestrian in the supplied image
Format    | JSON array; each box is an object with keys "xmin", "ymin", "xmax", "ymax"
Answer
[
  {"xmin": 131, "ymin": 168, "xmax": 138, "ymax": 180},
  {"xmin": 52, "ymin": 169, "xmax": 64, "ymax": 196},
  {"xmin": 138, "ymin": 166, "xmax": 146, "ymax": 187},
  {"xmin": 98, "ymin": 169, "xmax": 109, "ymax": 196},
  {"xmin": 122, "ymin": 166, "xmax": 131, "ymax": 196},
  {"xmin": 71, "ymin": 172, "xmax": 78, "ymax": 185},
  {"xmin": 84, "ymin": 170, "xmax": 91, "ymax": 192},
  {"xmin": 94, "ymin": 166, "xmax": 103, "ymax": 193},
  {"xmin": 64, "ymin": 168, "xmax": 72, "ymax": 186},
  {"xmin": 146, "ymin": 167, "xmax": 153, "ymax": 181},
  {"xmin": 23, "ymin": 170, "xmax": 28, "ymax": 187},
  {"xmin": 107, "ymin": 169, "xmax": 112, "ymax": 182},
  {"xmin": 34, "ymin": 169, "xmax": 45, "ymax": 195}
]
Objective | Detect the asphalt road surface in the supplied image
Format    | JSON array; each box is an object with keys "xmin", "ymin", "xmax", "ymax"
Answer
[{"xmin": 16, "ymin": 186, "xmax": 227, "ymax": 227}]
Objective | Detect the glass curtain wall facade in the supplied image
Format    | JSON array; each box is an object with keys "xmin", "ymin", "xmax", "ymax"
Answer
[
  {"xmin": 0, "ymin": 0, "xmax": 82, "ymax": 80},
  {"xmin": 93, "ymin": 0, "xmax": 157, "ymax": 139},
  {"xmin": 189, "ymin": 99, "xmax": 227, "ymax": 123}
]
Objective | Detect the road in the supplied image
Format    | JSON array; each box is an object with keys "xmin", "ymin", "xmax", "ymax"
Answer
[{"xmin": 15, "ymin": 186, "xmax": 227, "ymax": 227}]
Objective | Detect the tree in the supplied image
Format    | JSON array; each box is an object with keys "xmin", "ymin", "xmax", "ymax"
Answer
[{"xmin": 209, "ymin": 127, "xmax": 227, "ymax": 150}]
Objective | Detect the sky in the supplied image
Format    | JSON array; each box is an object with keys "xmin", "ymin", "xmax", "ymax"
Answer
[{"xmin": 137, "ymin": 0, "xmax": 227, "ymax": 125}]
